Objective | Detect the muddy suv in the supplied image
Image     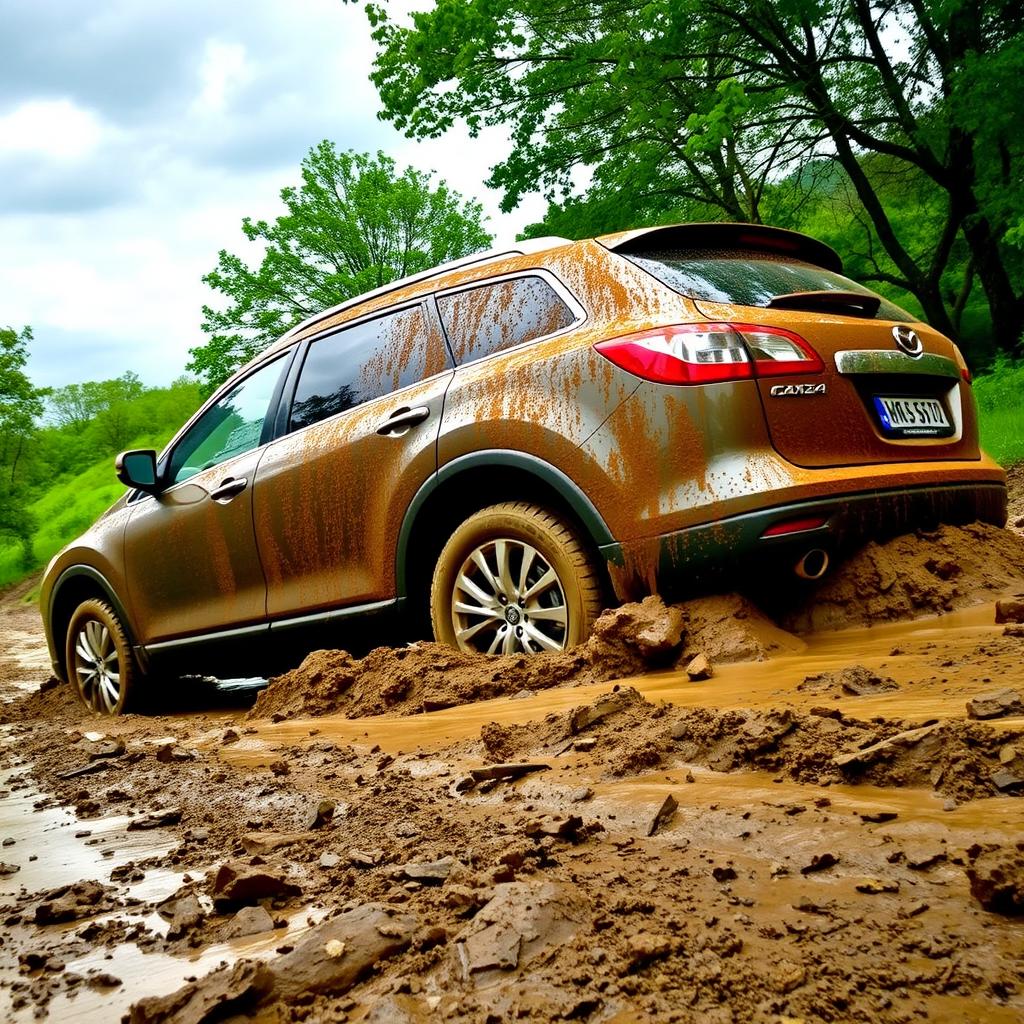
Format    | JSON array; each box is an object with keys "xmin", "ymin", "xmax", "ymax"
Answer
[{"xmin": 41, "ymin": 223, "xmax": 1006, "ymax": 713}]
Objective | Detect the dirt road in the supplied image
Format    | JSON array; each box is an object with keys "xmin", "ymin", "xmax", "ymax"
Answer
[{"xmin": 2, "ymin": 522, "xmax": 1024, "ymax": 1024}]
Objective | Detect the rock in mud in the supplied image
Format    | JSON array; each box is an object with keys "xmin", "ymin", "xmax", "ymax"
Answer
[
  {"xmin": 685, "ymin": 653, "xmax": 713, "ymax": 681},
  {"xmin": 271, "ymin": 905, "xmax": 417, "ymax": 998},
  {"xmin": 155, "ymin": 743, "xmax": 195, "ymax": 763},
  {"xmin": 676, "ymin": 593, "xmax": 805, "ymax": 663},
  {"xmin": 833, "ymin": 724, "xmax": 939, "ymax": 769},
  {"xmin": 799, "ymin": 665, "xmax": 898, "ymax": 696},
  {"xmin": 210, "ymin": 861, "xmax": 301, "ymax": 908},
  {"xmin": 401, "ymin": 857, "xmax": 458, "ymax": 885},
  {"xmin": 306, "ymin": 798, "xmax": 336, "ymax": 829},
  {"xmin": 966, "ymin": 689, "xmax": 1024, "ymax": 720},
  {"xmin": 127, "ymin": 808, "xmax": 182, "ymax": 831},
  {"xmin": 222, "ymin": 905, "xmax": 275, "ymax": 938},
  {"xmin": 32, "ymin": 880, "xmax": 114, "ymax": 924},
  {"xmin": 995, "ymin": 597, "xmax": 1024, "ymax": 624},
  {"xmin": 129, "ymin": 959, "xmax": 274, "ymax": 1024},
  {"xmin": 569, "ymin": 691, "xmax": 631, "ymax": 734},
  {"xmin": 966, "ymin": 843, "xmax": 1024, "ymax": 915},
  {"xmin": 469, "ymin": 763, "xmax": 549, "ymax": 783},
  {"xmin": 455, "ymin": 882, "xmax": 587, "ymax": 982},
  {"xmin": 800, "ymin": 852, "xmax": 839, "ymax": 874},
  {"xmin": 157, "ymin": 891, "xmax": 205, "ymax": 938},
  {"xmin": 647, "ymin": 794, "xmax": 678, "ymax": 837},
  {"xmin": 86, "ymin": 736, "xmax": 125, "ymax": 761},
  {"xmin": 588, "ymin": 595, "xmax": 684, "ymax": 670}
]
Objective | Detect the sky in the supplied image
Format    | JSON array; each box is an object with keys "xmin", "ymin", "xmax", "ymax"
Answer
[{"xmin": 0, "ymin": 0, "xmax": 546, "ymax": 389}]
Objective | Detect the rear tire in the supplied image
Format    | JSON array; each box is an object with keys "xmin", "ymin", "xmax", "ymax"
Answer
[
  {"xmin": 430, "ymin": 502, "xmax": 603, "ymax": 655},
  {"xmin": 65, "ymin": 599, "xmax": 138, "ymax": 715}
]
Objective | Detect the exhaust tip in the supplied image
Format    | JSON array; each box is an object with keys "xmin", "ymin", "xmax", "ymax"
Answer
[{"xmin": 795, "ymin": 548, "xmax": 830, "ymax": 581}]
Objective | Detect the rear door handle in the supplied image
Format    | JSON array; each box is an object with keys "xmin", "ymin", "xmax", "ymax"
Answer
[
  {"xmin": 209, "ymin": 476, "xmax": 248, "ymax": 502},
  {"xmin": 376, "ymin": 406, "xmax": 431, "ymax": 436}
]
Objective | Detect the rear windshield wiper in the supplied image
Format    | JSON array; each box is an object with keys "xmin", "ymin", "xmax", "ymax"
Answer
[{"xmin": 766, "ymin": 290, "xmax": 881, "ymax": 318}]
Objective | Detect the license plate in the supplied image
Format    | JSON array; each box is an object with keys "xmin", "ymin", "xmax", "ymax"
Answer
[{"xmin": 872, "ymin": 395, "xmax": 953, "ymax": 438}]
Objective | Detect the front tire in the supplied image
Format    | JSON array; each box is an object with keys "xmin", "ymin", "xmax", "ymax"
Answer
[
  {"xmin": 65, "ymin": 599, "xmax": 138, "ymax": 715},
  {"xmin": 430, "ymin": 502, "xmax": 603, "ymax": 655}
]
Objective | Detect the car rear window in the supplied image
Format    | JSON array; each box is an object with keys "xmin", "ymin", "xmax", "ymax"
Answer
[{"xmin": 626, "ymin": 248, "xmax": 914, "ymax": 321}]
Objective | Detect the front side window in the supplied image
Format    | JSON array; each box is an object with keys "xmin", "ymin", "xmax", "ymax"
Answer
[
  {"xmin": 437, "ymin": 276, "xmax": 577, "ymax": 365},
  {"xmin": 167, "ymin": 356, "xmax": 284, "ymax": 485},
  {"xmin": 290, "ymin": 304, "xmax": 443, "ymax": 431}
]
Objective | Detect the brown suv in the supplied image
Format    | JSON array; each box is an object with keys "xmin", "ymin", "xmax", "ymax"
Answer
[{"xmin": 41, "ymin": 223, "xmax": 1006, "ymax": 713}]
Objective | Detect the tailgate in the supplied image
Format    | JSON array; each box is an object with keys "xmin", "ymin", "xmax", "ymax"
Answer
[{"xmin": 694, "ymin": 301, "xmax": 980, "ymax": 469}]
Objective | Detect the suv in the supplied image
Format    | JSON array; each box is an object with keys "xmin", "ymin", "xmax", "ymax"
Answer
[{"xmin": 41, "ymin": 223, "xmax": 1006, "ymax": 713}]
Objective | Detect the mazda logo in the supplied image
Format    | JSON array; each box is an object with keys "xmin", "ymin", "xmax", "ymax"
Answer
[{"xmin": 892, "ymin": 325, "xmax": 923, "ymax": 357}]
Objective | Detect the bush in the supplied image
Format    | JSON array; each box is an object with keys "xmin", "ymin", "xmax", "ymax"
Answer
[{"xmin": 973, "ymin": 355, "xmax": 1024, "ymax": 467}]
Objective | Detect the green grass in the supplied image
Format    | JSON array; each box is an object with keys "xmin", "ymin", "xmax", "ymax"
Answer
[{"xmin": 973, "ymin": 356, "xmax": 1024, "ymax": 468}]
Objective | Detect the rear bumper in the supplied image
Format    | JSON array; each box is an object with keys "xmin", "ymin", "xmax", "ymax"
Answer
[{"xmin": 601, "ymin": 481, "xmax": 1008, "ymax": 601}]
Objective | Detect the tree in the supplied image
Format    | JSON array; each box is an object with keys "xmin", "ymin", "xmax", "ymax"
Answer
[
  {"xmin": 190, "ymin": 143, "xmax": 493, "ymax": 389},
  {"xmin": 0, "ymin": 327, "xmax": 46, "ymax": 565},
  {"xmin": 360, "ymin": 0, "xmax": 1023, "ymax": 348}
]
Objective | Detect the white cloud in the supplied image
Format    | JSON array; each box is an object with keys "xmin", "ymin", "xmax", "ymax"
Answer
[
  {"xmin": 192, "ymin": 40, "xmax": 251, "ymax": 116},
  {"xmin": 0, "ymin": 98, "xmax": 107, "ymax": 160}
]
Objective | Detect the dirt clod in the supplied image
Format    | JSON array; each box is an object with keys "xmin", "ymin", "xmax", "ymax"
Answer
[{"xmin": 966, "ymin": 843, "xmax": 1024, "ymax": 915}]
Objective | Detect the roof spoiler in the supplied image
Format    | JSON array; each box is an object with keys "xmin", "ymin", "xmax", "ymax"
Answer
[{"xmin": 596, "ymin": 222, "xmax": 843, "ymax": 273}]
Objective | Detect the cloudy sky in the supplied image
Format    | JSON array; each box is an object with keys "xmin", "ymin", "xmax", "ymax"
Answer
[{"xmin": 0, "ymin": 0, "xmax": 544, "ymax": 389}]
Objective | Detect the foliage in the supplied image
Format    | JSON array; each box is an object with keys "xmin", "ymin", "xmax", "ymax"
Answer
[
  {"xmin": 0, "ymin": 327, "xmax": 47, "ymax": 564},
  {"xmin": 973, "ymin": 355, "xmax": 1024, "ymax": 467},
  {"xmin": 191, "ymin": 143, "xmax": 492, "ymax": 390},
  {"xmin": 360, "ymin": 0, "xmax": 1024, "ymax": 350}
]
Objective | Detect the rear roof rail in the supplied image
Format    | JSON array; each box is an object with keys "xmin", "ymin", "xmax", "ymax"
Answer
[
  {"xmin": 280, "ymin": 235, "xmax": 573, "ymax": 343},
  {"xmin": 597, "ymin": 222, "xmax": 843, "ymax": 273}
]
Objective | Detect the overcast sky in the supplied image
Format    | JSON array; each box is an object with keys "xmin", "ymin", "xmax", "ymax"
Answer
[{"xmin": 0, "ymin": 0, "xmax": 545, "ymax": 389}]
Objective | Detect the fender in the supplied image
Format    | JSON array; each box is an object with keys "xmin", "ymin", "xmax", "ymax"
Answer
[
  {"xmin": 395, "ymin": 450, "xmax": 616, "ymax": 598},
  {"xmin": 49, "ymin": 565, "xmax": 140, "ymax": 658}
]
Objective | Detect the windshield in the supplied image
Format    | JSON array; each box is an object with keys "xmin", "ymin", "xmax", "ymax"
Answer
[{"xmin": 626, "ymin": 248, "xmax": 914, "ymax": 322}]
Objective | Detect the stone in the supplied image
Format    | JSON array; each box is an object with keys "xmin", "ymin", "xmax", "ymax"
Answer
[
  {"xmin": 966, "ymin": 689, "xmax": 1024, "ymax": 720},
  {"xmin": 647, "ymin": 794, "xmax": 678, "ymax": 837},
  {"xmin": 966, "ymin": 843, "xmax": 1024, "ymax": 915},
  {"xmin": 156, "ymin": 892, "xmax": 205, "ymax": 939},
  {"xmin": 525, "ymin": 815, "xmax": 583, "ymax": 842},
  {"xmin": 995, "ymin": 598, "xmax": 1024, "ymax": 624},
  {"xmin": 127, "ymin": 808, "xmax": 182, "ymax": 831},
  {"xmin": 800, "ymin": 852, "xmax": 839, "ymax": 874},
  {"xmin": 573, "ymin": 737, "xmax": 597, "ymax": 752},
  {"xmin": 222, "ymin": 905, "xmax": 275, "ymax": 938},
  {"xmin": 271, "ymin": 905, "xmax": 417, "ymax": 998},
  {"xmin": 859, "ymin": 811, "xmax": 898, "ymax": 824},
  {"xmin": 453, "ymin": 775, "xmax": 476, "ymax": 794},
  {"xmin": 685, "ymin": 653, "xmax": 713, "ymax": 681},
  {"xmin": 319, "ymin": 853, "xmax": 341, "ymax": 869},
  {"xmin": 469, "ymin": 763, "xmax": 549, "ymax": 783},
  {"xmin": 833, "ymin": 724, "xmax": 939, "ymax": 768},
  {"xmin": 626, "ymin": 932, "xmax": 671, "ymax": 967},
  {"xmin": 210, "ymin": 861, "xmax": 300, "ymax": 908},
  {"xmin": 306, "ymin": 799, "xmax": 336, "ymax": 829},
  {"xmin": 856, "ymin": 878, "xmax": 900, "ymax": 894},
  {"xmin": 349, "ymin": 849, "xmax": 384, "ymax": 868},
  {"xmin": 999, "ymin": 744, "xmax": 1019, "ymax": 765},
  {"xmin": 33, "ymin": 880, "xmax": 112, "ymax": 924},
  {"xmin": 991, "ymin": 769, "xmax": 1024, "ymax": 793},
  {"xmin": 155, "ymin": 743, "xmax": 195, "ymax": 763},
  {"xmin": 129, "ymin": 960, "xmax": 274, "ymax": 1024},
  {"xmin": 87, "ymin": 737, "xmax": 126, "ymax": 761},
  {"xmin": 769, "ymin": 960, "xmax": 807, "ymax": 994},
  {"xmin": 401, "ymin": 857, "xmax": 457, "ymax": 885},
  {"xmin": 241, "ymin": 832, "xmax": 311, "ymax": 856},
  {"xmin": 569, "ymin": 693, "xmax": 629, "ymax": 734}
]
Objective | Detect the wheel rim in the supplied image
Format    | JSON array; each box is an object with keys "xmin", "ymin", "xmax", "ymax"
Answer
[
  {"xmin": 450, "ymin": 538, "xmax": 569, "ymax": 655},
  {"xmin": 73, "ymin": 619, "xmax": 121, "ymax": 713}
]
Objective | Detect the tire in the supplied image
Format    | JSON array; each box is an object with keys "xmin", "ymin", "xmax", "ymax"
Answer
[
  {"xmin": 65, "ymin": 599, "xmax": 138, "ymax": 715},
  {"xmin": 430, "ymin": 502, "xmax": 603, "ymax": 655}
]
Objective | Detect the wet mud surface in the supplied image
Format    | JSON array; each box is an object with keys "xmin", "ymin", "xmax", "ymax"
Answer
[{"xmin": 2, "ymin": 523, "xmax": 1024, "ymax": 1023}]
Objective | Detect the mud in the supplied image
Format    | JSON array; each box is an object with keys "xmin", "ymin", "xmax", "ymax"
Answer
[{"xmin": 3, "ymin": 519, "xmax": 1024, "ymax": 1022}]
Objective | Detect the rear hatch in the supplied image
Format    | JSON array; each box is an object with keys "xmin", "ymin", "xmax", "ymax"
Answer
[{"xmin": 608, "ymin": 231, "xmax": 978, "ymax": 469}]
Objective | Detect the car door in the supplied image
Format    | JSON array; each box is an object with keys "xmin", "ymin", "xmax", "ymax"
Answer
[
  {"xmin": 252, "ymin": 300, "xmax": 452, "ymax": 618},
  {"xmin": 122, "ymin": 353, "xmax": 289, "ymax": 644}
]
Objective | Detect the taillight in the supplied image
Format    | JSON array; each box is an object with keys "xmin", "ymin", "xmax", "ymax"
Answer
[
  {"xmin": 594, "ymin": 323, "xmax": 822, "ymax": 385},
  {"xmin": 952, "ymin": 344, "xmax": 971, "ymax": 384}
]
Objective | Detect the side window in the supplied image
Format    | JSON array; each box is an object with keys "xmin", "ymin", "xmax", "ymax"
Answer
[
  {"xmin": 167, "ymin": 355, "xmax": 285, "ymax": 485},
  {"xmin": 436, "ymin": 276, "xmax": 576, "ymax": 365},
  {"xmin": 290, "ymin": 304, "xmax": 444, "ymax": 431}
]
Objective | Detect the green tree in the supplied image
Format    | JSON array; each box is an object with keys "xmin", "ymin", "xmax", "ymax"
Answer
[
  {"xmin": 361, "ymin": 0, "xmax": 1023, "ymax": 347},
  {"xmin": 191, "ymin": 143, "xmax": 493, "ymax": 389},
  {"xmin": 0, "ymin": 326, "xmax": 46, "ymax": 565}
]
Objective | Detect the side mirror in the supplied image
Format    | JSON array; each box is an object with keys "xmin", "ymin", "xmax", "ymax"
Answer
[{"xmin": 115, "ymin": 449, "xmax": 161, "ymax": 494}]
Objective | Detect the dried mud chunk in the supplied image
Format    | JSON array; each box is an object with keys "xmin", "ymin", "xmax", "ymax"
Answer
[
  {"xmin": 799, "ymin": 665, "xmax": 898, "ymax": 696},
  {"xmin": 995, "ymin": 597, "xmax": 1024, "ymax": 624},
  {"xmin": 966, "ymin": 689, "xmax": 1024, "ymax": 720},
  {"xmin": 272, "ymin": 904, "xmax": 418, "ymax": 998},
  {"xmin": 833, "ymin": 724, "xmax": 939, "ymax": 769},
  {"xmin": 210, "ymin": 861, "xmax": 301, "ymax": 909},
  {"xmin": 32, "ymin": 880, "xmax": 114, "ymax": 924},
  {"xmin": 400, "ymin": 857, "xmax": 459, "ymax": 885},
  {"xmin": 222, "ymin": 905, "xmax": 275, "ymax": 938},
  {"xmin": 676, "ymin": 593, "xmax": 804, "ymax": 664},
  {"xmin": 128, "ymin": 959, "xmax": 274, "ymax": 1024},
  {"xmin": 965, "ymin": 842, "xmax": 1024, "ymax": 915},
  {"xmin": 684, "ymin": 653, "xmax": 713, "ymax": 681},
  {"xmin": 156, "ymin": 891, "xmax": 205, "ymax": 938}
]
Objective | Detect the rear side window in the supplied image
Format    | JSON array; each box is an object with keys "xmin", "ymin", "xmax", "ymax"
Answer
[
  {"xmin": 627, "ymin": 248, "xmax": 914, "ymax": 321},
  {"xmin": 437, "ymin": 275, "xmax": 576, "ymax": 365},
  {"xmin": 290, "ymin": 304, "xmax": 446, "ymax": 431}
]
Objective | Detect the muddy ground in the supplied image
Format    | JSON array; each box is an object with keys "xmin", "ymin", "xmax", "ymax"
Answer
[{"xmin": 1, "ymin": 522, "xmax": 1024, "ymax": 1023}]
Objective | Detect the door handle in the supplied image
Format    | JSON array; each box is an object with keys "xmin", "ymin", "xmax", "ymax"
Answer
[
  {"xmin": 376, "ymin": 406, "xmax": 431, "ymax": 436},
  {"xmin": 209, "ymin": 476, "xmax": 248, "ymax": 502}
]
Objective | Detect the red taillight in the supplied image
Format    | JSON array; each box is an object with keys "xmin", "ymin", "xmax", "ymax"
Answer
[
  {"xmin": 761, "ymin": 515, "xmax": 828, "ymax": 537},
  {"xmin": 594, "ymin": 322, "xmax": 822, "ymax": 385},
  {"xmin": 952, "ymin": 344, "xmax": 971, "ymax": 384}
]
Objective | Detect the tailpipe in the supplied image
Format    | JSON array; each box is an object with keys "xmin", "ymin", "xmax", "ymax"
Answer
[{"xmin": 794, "ymin": 548, "xmax": 830, "ymax": 581}]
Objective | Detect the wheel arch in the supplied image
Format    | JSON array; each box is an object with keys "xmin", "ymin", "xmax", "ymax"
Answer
[
  {"xmin": 48, "ymin": 567, "xmax": 139, "ymax": 682},
  {"xmin": 396, "ymin": 451, "xmax": 616, "ymax": 625}
]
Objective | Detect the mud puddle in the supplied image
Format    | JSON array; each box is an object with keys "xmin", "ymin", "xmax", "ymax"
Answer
[{"xmin": 226, "ymin": 600, "xmax": 1021, "ymax": 764}]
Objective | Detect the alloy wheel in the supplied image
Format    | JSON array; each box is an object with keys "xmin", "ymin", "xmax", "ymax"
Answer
[
  {"xmin": 73, "ymin": 619, "xmax": 122, "ymax": 713},
  {"xmin": 450, "ymin": 538, "xmax": 569, "ymax": 654}
]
